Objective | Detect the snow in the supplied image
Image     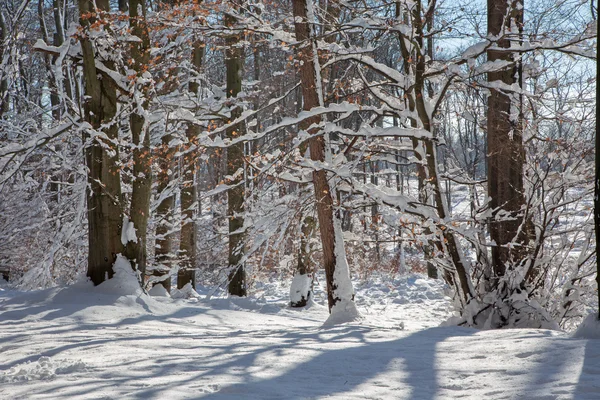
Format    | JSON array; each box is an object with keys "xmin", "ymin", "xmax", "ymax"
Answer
[
  {"xmin": 326, "ymin": 216, "xmax": 360, "ymax": 324},
  {"xmin": 0, "ymin": 356, "xmax": 86, "ymax": 384},
  {"xmin": 148, "ymin": 284, "xmax": 170, "ymax": 297},
  {"xmin": 171, "ymin": 282, "xmax": 200, "ymax": 299},
  {"xmin": 289, "ymin": 273, "xmax": 311, "ymax": 305},
  {"xmin": 2, "ymin": 274, "xmax": 600, "ymax": 399},
  {"xmin": 121, "ymin": 216, "xmax": 138, "ymax": 246},
  {"xmin": 461, "ymin": 41, "xmax": 489, "ymax": 59},
  {"xmin": 573, "ymin": 314, "xmax": 600, "ymax": 339},
  {"xmin": 96, "ymin": 256, "xmax": 142, "ymax": 297}
]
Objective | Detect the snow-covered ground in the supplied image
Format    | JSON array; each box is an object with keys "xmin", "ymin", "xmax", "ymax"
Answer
[{"xmin": 1, "ymin": 268, "xmax": 600, "ymax": 399}]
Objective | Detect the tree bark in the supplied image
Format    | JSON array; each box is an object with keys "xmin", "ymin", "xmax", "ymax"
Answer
[
  {"xmin": 397, "ymin": 0, "xmax": 472, "ymax": 304},
  {"xmin": 594, "ymin": 20, "xmax": 600, "ymax": 320},
  {"xmin": 0, "ymin": 11, "xmax": 9, "ymax": 116},
  {"xmin": 52, "ymin": 0, "xmax": 74, "ymax": 103},
  {"xmin": 178, "ymin": 41, "xmax": 204, "ymax": 290},
  {"xmin": 291, "ymin": 214, "xmax": 315, "ymax": 307},
  {"xmin": 154, "ymin": 133, "xmax": 175, "ymax": 293},
  {"xmin": 292, "ymin": 0, "xmax": 356, "ymax": 313},
  {"xmin": 370, "ymin": 161, "xmax": 381, "ymax": 262},
  {"xmin": 80, "ymin": 0, "xmax": 124, "ymax": 285},
  {"xmin": 395, "ymin": 1, "xmax": 438, "ymax": 279},
  {"xmin": 38, "ymin": 0, "xmax": 61, "ymax": 120},
  {"xmin": 225, "ymin": 8, "xmax": 247, "ymax": 297},
  {"xmin": 487, "ymin": 0, "xmax": 526, "ymax": 281},
  {"xmin": 124, "ymin": 0, "xmax": 153, "ymax": 280}
]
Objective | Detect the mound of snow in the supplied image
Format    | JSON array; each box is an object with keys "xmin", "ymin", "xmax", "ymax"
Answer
[
  {"xmin": 96, "ymin": 256, "xmax": 142, "ymax": 296},
  {"xmin": 0, "ymin": 356, "xmax": 86, "ymax": 383},
  {"xmin": 323, "ymin": 300, "xmax": 361, "ymax": 327},
  {"xmin": 573, "ymin": 313, "xmax": 600, "ymax": 339},
  {"xmin": 171, "ymin": 283, "xmax": 200, "ymax": 299},
  {"xmin": 148, "ymin": 284, "xmax": 170, "ymax": 297}
]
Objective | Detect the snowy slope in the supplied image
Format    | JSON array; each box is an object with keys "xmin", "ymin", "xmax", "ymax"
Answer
[{"xmin": 1, "ymin": 273, "xmax": 599, "ymax": 400}]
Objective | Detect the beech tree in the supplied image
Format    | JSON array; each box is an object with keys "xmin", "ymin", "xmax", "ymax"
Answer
[
  {"xmin": 292, "ymin": 0, "xmax": 357, "ymax": 316},
  {"xmin": 486, "ymin": 0, "xmax": 530, "ymax": 286},
  {"xmin": 79, "ymin": 0, "xmax": 124, "ymax": 285},
  {"xmin": 0, "ymin": 10, "xmax": 7, "ymax": 116},
  {"xmin": 177, "ymin": 40, "xmax": 203, "ymax": 290},
  {"xmin": 594, "ymin": 4, "xmax": 600, "ymax": 320},
  {"xmin": 124, "ymin": 0, "xmax": 153, "ymax": 278},
  {"xmin": 225, "ymin": 4, "xmax": 247, "ymax": 297}
]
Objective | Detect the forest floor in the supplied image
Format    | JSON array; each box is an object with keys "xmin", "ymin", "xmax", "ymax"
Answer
[{"xmin": 1, "ymin": 265, "xmax": 600, "ymax": 399}]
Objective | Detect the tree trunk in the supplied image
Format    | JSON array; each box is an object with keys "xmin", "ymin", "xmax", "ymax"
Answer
[
  {"xmin": 52, "ymin": 0, "xmax": 74, "ymax": 103},
  {"xmin": 124, "ymin": 0, "xmax": 152, "ymax": 281},
  {"xmin": 225, "ymin": 9, "xmax": 247, "ymax": 297},
  {"xmin": 370, "ymin": 161, "xmax": 380, "ymax": 262},
  {"xmin": 79, "ymin": 0, "xmax": 123, "ymax": 285},
  {"xmin": 38, "ymin": 0, "xmax": 61, "ymax": 121},
  {"xmin": 178, "ymin": 161, "xmax": 197, "ymax": 289},
  {"xmin": 395, "ymin": 1, "xmax": 437, "ymax": 279},
  {"xmin": 398, "ymin": 1, "xmax": 471, "ymax": 304},
  {"xmin": 154, "ymin": 133, "xmax": 175, "ymax": 293},
  {"xmin": 291, "ymin": 214, "xmax": 315, "ymax": 307},
  {"xmin": 0, "ymin": 11, "xmax": 9, "ymax": 116},
  {"xmin": 178, "ymin": 41, "xmax": 204, "ymax": 290},
  {"xmin": 594, "ymin": 20, "xmax": 600, "ymax": 320},
  {"xmin": 292, "ymin": 0, "xmax": 357, "ymax": 315},
  {"xmin": 487, "ymin": 0, "xmax": 526, "ymax": 281}
]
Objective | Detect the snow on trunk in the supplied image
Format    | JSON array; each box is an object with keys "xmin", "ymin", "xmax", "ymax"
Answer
[
  {"xmin": 291, "ymin": 0, "xmax": 359, "ymax": 323},
  {"xmin": 289, "ymin": 273, "xmax": 311, "ymax": 307},
  {"xmin": 121, "ymin": 215, "xmax": 138, "ymax": 246},
  {"xmin": 324, "ymin": 217, "xmax": 360, "ymax": 325}
]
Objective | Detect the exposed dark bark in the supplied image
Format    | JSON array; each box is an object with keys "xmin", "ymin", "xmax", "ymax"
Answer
[
  {"xmin": 425, "ymin": 0, "xmax": 438, "ymax": 280},
  {"xmin": 154, "ymin": 134, "xmax": 175, "ymax": 293},
  {"xmin": 297, "ymin": 215, "xmax": 315, "ymax": 276},
  {"xmin": 397, "ymin": 0, "xmax": 471, "ymax": 303},
  {"xmin": 225, "ymin": 8, "xmax": 247, "ymax": 297},
  {"xmin": 0, "ymin": 11, "xmax": 9, "ymax": 116},
  {"xmin": 80, "ymin": 0, "xmax": 124, "ymax": 285},
  {"xmin": 594, "ymin": 20, "xmax": 600, "ymax": 320},
  {"xmin": 370, "ymin": 161, "xmax": 381, "ymax": 262},
  {"xmin": 39, "ymin": 0, "xmax": 63, "ymax": 200},
  {"xmin": 487, "ymin": 0, "xmax": 527, "ymax": 281},
  {"xmin": 38, "ymin": 0, "xmax": 60, "ymax": 120},
  {"xmin": 124, "ymin": 0, "xmax": 152, "ymax": 280},
  {"xmin": 292, "ymin": 0, "xmax": 355, "ymax": 312},
  {"xmin": 291, "ymin": 214, "xmax": 315, "ymax": 307},
  {"xmin": 52, "ymin": 0, "xmax": 65, "ymax": 46},
  {"xmin": 178, "ymin": 170, "xmax": 197, "ymax": 289},
  {"xmin": 178, "ymin": 41, "xmax": 204, "ymax": 290},
  {"xmin": 395, "ymin": 1, "xmax": 437, "ymax": 279},
  {"xmin": 178, "ymin": 172, "xmax": 197, "ymax": 289},
  {"xmin": 52, "ymin": 0, "xmax": 74, "ymax": 102}
]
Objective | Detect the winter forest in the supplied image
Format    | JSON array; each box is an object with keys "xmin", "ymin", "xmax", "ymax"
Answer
[{"xmin": 1, "ymin": 0, "xmax": 600, "ymax": 398}]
